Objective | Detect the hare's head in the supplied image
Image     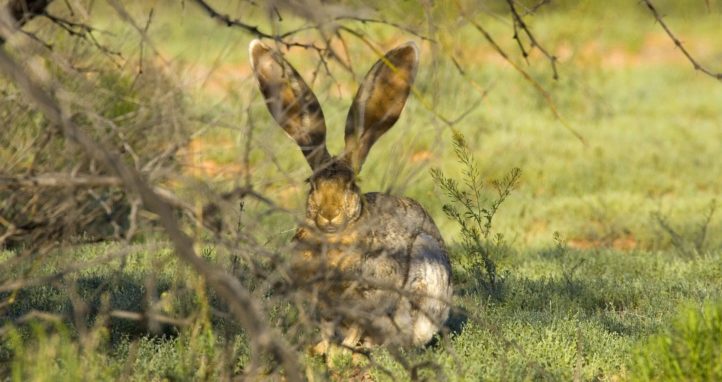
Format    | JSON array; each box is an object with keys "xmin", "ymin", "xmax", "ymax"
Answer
[{"xmin": 250, "ymin": 40, "xmax": 418, "ymax": 233}]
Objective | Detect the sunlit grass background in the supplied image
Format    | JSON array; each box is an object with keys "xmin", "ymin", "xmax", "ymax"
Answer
[
  {"xmin": 2, "ymin": 0, "xmax": 722, "ymax": 380},
  {"xmin": 98, "ymin": 0, "xmax": 722, "ymax": 252}
]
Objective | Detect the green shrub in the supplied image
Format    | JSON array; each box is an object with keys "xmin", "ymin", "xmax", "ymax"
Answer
[
  {"xmin": 631, "ymin": 302, "xmax": 722, "ymax": 381},
  {"xmin": 431, "ymin": 129, "xmax": 521, "ymax": 300}
]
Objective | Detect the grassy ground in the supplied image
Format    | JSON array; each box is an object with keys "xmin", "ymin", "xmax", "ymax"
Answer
[
  {"xmin": 2, "ymin": 0, "xmax": 722, "ymax": 380},
  {"xmin": 2, "ymin": 241, "xmax": 720, "ymax": 380}
]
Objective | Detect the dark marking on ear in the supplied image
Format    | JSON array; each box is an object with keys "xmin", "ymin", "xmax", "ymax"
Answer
[
  {"xmin": 344, "ymin": 42, "xmax": 419, "ymax": 174},
  {"xmin": 249, "ymin": 40, "xmax": 331, "ymax": 170}
]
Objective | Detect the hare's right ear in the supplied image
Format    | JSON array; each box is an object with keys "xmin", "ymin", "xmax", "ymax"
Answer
[
  {"xmin": 249, "ymin": 40, "xmax": 330, "ymax": 170},
  {"xmin": 343, "ymin": 42, "xmax": 419, "ymax": 174}
]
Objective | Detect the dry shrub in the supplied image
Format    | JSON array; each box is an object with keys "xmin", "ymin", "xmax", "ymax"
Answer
[{"xmin": 0, "ymin": 32, "xmax": 191, "ymax": 248}]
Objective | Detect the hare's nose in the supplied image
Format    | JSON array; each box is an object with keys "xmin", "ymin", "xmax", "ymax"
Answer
[{"xmin": 319, "ymin": 211, "xmax": 339, "ymax": 224}]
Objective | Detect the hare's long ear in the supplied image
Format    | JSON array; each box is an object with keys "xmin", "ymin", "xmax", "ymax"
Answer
[
  {"xmin": 344, "ymin": 42, "xmax": 419, "ymax": 174},
  {"xmin": 249, "ymin": 40, "xmax": 330, "ymax": 170}
]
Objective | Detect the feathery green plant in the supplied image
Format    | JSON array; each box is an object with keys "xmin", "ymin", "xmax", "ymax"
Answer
[{"xmin": 431, "ymin": 130, "xmax": 521, "ymax": 300}]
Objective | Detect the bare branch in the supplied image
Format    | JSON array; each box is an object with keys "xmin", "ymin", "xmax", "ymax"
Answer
[
  {"xmin": 451, "ymin": 0, "xmax": 585, "ymax": 144},
  {"xmin": 109, "ymin": 310, "xmax": 191, "ymax": 327},
  {"xmin": 280, "ymin": 15, "xmax": 434, "ymax": 42},
  {"xmin": 506, "ymin": 0, "xmax": 559, "ymax": 80},
  {"xmin": 642, "ymin": 0, "xmax": 722, "ymax": 81},
  {"xmin": 191, "ymin": 0, "xmax": 274, "ymax": 39},
  {"xmin": 0, "ymin": 310, "xmax": 62, "ymax": 336},
  {"xmin": 6, "ymin": 0, "xmax": 53, "ymax": 27},
  {"xmin": 190, "ymin": 0, "xmax": 353, "ymax": 76},
  {"xmin": 0, "ymin": 0, "xmax": 54, "ymax": 45},
  {"xmin": 40, "ymin": 10, "xmax": 122, "ymax": 58},
  {"xmin": 0, "ymin": 173, "xmax": 199, "ymax": 223},
  {"xmin": 519, "ymin": 0, "xmax": 552, "ymax": 16},
  {"xmin": 0, "ymin": 173, "xmax": 123, "ymax": 188}
]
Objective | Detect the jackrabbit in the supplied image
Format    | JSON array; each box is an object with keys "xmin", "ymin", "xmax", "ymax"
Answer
[{"xmin": 249, "ymin": 40, "xmax": 452, "ymax": 350}]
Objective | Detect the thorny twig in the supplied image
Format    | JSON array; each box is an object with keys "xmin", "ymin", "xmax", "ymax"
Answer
[
  {"xmin": 519, "ymin": 0, "xmax": 552, "ymax": 17},
  {"xmin": 192, "ymin": 0, "xmax": 356, "ymax": 78},
  {"xmin": 642, "ymin": 0, "xmax": 722, "ymax": 81},
  {"xmin": 451, "ymin": 0, "xmax": 585, "ymax": 144},
  {"xmin": 506, "ymin": 0, "xmax": 559, "ymax": 80},
  {"xmin": 5, "ymin": 0, "xmax": 54, "ymax": 28},
  {"xmin": 2, "ymin": 1, "xmax": 121, "ymax": 61},
  {"xmin": 0, "ymin": 173, "xmax": 200, "ymax": 222},
  {"xmin": 192, "ymin": 0, "xmax": 274, "ymax": 38},
  {"xmin": 280, "ymin": 15, "xmax": 434, "ymax": 42},
  {"xmin": 41, "ymin": 11, "xmax": 102, "ymax": 41}
]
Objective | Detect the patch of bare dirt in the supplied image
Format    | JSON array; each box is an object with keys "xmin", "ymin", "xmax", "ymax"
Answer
[
  {"xmin": 567, "ymin": 234, "xmax": 638, "ymax": 251},
  {"xmin": 179, "ymin": 137, "xmax": 247, "ymax": 179}
]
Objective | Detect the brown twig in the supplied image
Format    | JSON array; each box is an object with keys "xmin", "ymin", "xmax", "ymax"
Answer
[
  {"xmin": 0, "ymin": 310, "xmax": 62, "ymax": 336},
  {"xmin": 451, "ymin": 0, "xmax": 585, "ymax": 144},
  {"xmin": 519, "ymin": 0, "xmax": 552, "ymax": 17},
  {"xmin": 279, "ymin": 15, "xmax": 433, "ymax": 42},
  {"xmin": 6, "ymin": 0, "xmax": 54, "ymax": 27},
  {"xmin": 0, "ymin": 0, "xmax": 54, "ymax": 45},
  {"xmin": 0, "ymin": 173, "xmax": 199, "ymax": 222},
  {"xmin": 191, "ymin": 0, "xmax": 274, "ymax": 38},
  {"xmin": 506, "ymin": 0, "xmax": 559, "ymax": 80},
  {"xmin": 0, "ymin": 173, "xmax": 123, "ymax": 188},
  {"xmin": 641, "ymin": 0, "xmax": 722, "ymax": 81},
  {"xmin": 109, "ymin": 310, "xmax": 191, "ymax": 327},
  {"xmin": 192, "ymin": 0, "xmax": 357, "ymax": 83},
  {"xmin": 2, "ymin": 1, "xmax": 121, "ymax": 61}
]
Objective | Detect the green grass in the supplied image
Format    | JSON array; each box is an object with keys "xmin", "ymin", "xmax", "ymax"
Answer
[
  {"xmin": 3, "ymin": 0, "xmax": 722, "ymax": 380},
  {"xmin": 2, "ymin": 242, "xmax": 721, "ymax": 380}
]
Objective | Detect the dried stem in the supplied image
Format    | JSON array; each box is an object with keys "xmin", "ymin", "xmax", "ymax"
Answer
[
  {"xmin": 642, "ymin": 0, "xmax": 721, "ymax": 81},
  {"xmin": 451, "ymin": 0, "xmax": 585, "ymax": 144},
  {"xmin": 506, "ymin": 0, "xmax": 559, "ymax": 80}
]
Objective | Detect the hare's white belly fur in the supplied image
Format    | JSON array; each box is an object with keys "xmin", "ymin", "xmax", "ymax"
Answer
[{"xmin": 406, "ymin": 233, "xmax": 453, "ymax": 344}]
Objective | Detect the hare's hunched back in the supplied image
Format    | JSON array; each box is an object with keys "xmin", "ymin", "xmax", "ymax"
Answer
[{"xmin": 250, "ymin": 40, "xmax": 452, "ymax": 349}]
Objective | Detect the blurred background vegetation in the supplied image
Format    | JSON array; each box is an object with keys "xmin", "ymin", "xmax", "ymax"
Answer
[{"xmin": 1, "ymin": 0, "xmax": 721, "ymax": 380}]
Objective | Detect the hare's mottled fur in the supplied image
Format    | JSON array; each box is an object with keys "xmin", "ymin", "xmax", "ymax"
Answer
[{"xmin": 250, "ymin": 40, "xmax": 452, "ymax": 348}]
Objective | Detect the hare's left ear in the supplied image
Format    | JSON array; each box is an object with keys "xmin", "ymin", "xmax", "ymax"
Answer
[
  {"xmin": 249, "ymin": 40, "xmax": 330, "ymax": 170},
  {"xmin": 344, "ymin": 42, "xmax": 419, "ymax": 174}
]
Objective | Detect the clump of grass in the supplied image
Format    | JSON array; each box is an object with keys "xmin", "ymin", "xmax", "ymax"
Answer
[
  {"xmin": 652, "ymin": 199, "xmax": 718, "ymax": 258},
  {"xmin": 4, "ymin": 320, "xmax": 116, "ymax": 381},
  {"xmin": 631, "ymin": 301, "xmax": 722, "ymax": 381},
  {"xmin": 431, "ymin": 130, "xmax": 521, "ymax": 300}
]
